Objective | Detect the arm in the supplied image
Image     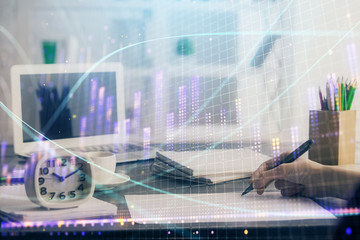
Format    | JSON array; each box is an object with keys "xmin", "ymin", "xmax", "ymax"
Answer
[
  {"xmin": 250, "ymin": 153, "xmax": 360, "ymax": 199},
  {"xmin": 323, "ymin": 165, "xmax": 360, "ymax": 199}
]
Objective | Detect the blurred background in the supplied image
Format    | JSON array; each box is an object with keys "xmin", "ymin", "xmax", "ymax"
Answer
[{"xmin": 0, "ymin": 0, "xmax": 359, "ymax": 157}]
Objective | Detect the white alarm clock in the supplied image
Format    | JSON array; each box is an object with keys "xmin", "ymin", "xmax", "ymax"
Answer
[{"xmin": 24, "ymin": 152, "xmax": 95, "ymax": 209}]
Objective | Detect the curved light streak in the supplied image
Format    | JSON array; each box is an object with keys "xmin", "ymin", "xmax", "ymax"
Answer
[
  {"xmin": 2, "ymin": 0, "xmax": 359, "ymax": 217},
  {"xmin": 0, "ymin": 25, "xmax": 31, "ymax": 64}
]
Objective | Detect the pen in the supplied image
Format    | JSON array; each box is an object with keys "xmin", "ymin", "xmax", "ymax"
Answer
[
  {"xmin": 323, "ymin": 98, "xmax": 328, "ymax": 110},
  {"xmin": 318, "ymin": 87, "xmax": 324, "ymax": 110},
  {"xmin": 326, "ymin": 81, "xmax": 332, "ymax": 111},
  {"xmin": 241, "ymin": 139, "xmax": 314, "ymax": 196},
  {"xmin": 346, "ymin": 79, "xmax": 351, "ymax": 96},
  {"xmin": 330, "ymin": 78, "xmax": 336, "ymax": 111}
]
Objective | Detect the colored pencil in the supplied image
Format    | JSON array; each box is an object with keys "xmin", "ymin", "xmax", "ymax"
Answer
[
  {"xmin": 347, "ymin": 81, "xmax": 357, "ymax": 110},
  {"xmin": 334, "ymin": 81, "xmax": 339, "ymax": 111},
  {"xmin": 341, "ymin": 79, "xmax": 346, "ymax": 111},
  {"xmin": 338, "ymin": 78, "xmax": 342, "ymax": 111}
]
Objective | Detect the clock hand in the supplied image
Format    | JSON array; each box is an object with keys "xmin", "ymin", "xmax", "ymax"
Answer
[
  {"xmin": 64, "ymin": 168, "xmax": 80, "ymax": 179},
  {"xmin": 52, "ymin": 172, "xmax": 64, "ymax": 182}
]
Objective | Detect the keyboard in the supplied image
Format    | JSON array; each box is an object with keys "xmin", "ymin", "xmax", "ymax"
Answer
[
  {"xmin": 68, "ymin": 143, "xmax": 156, "ymax": 163},
  {"xmin": 68, "ymin": 143, "xmax": 144, "ymax": 154},
  {"xmin": 17, "ymin": 144, "xmax": 155, "ymax": 163}
]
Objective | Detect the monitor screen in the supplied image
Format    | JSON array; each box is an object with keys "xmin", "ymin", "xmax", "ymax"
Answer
[{"xmin": 20, "ymin": 72, "xmax": 118, "ymax": 142}]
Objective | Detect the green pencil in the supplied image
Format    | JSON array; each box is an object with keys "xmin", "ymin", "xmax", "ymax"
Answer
[
  {"xmin": 347, "ymin": 85, "xmax": 356, "ymax": 110},
  {"xmin": 341, "ymin": 81, "xmax": 345, "ymax": 111}
]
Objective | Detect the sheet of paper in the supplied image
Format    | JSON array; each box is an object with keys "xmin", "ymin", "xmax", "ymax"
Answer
[
  {"xmin": 125, "ymin": 192, "xmax": 335, "ymax": 224},
  {"xmin": 202, "ymin": 172, "xmax": 251, "ymax": 183},
  {"xmin": 0, "ymin": 185, "xmax": 117, "ymax": 221},
  {"xmin": 157, "ymin": 149, "xmax": 270, "ymax": 180}
]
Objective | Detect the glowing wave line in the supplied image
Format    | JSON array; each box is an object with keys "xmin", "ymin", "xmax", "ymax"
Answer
[
  {"xmin": 3, "ymin": 1, "xmax": 357, "ymax": 216},
  {"xmin": 153, "ymin": 19, "xmax": 360, "ymax": 202},
  {"xmin": 187, "ymin": 20, "xmax": 360, "ymax": 160},
  {"xmin": 40, "ymin": 0, "xmax": 293, "ymax": 134},
  {"xmin": 42, "ymin": 0, "xmax": 295, "ymax": 162},
  {"xmin": 0, "ymin": 1, "xmax": 305, "ymax": 213},
  {"xmin": 0, "ymin": 26, "xmax": 31, "ymax": 64},
  {"xmin": 102, "ymin": 0, "xmax": 296, "ymax": 191},
  {"xmin": 0, "ymin": 101, "xmax": 258, "ymax": 213}
]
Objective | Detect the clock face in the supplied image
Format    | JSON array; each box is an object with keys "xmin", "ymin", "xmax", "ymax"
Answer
[{"xmin": 36, "ymin": 156, "xmax": 92, "ymax": 203}]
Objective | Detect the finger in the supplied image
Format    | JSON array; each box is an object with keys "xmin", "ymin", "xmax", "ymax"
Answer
[
  {"xmin": 257, "ymin": 188, "xmax": 265, "ymax": 195},
  {"xmin": 256, "ymin": 178, "xmax": 275, "ymax": 195},
  {"xmin": 281, "ymin": 184, "xmax": 304, "ymax": 196},
  {"xmin": 263, "ymin": 157, "xmax": 284, "ymax": 170},
  {"xmin": 274, "ymin": 179, "xmax": 301, "ymax": 190},
  {"xmin": 275, "ymin": 180, "xmax": 305, "ymax": 196},
  {"xmin": 253, "ymin": 166, "xmax": 285, "ymax": 189},
  {"xmin": 251, "ymin": 157, "xmax": 284, "ymax": 182},
  {"xmin": 250, "ymin": 161, "xmax": 270, "ymax": 182},
  {"xmin": 274, "ymin": 179, "xmax": 287, "ymax": 190}
]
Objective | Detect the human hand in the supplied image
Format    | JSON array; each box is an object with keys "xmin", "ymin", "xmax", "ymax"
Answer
[{"xmin": 250, "ymin": 152, "xmax": 332, "ymax": 197}]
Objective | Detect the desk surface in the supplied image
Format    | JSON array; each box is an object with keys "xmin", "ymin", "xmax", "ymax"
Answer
[{"xmin": 0, "ymin": 143, "xmax": 355, "ymax": 239}]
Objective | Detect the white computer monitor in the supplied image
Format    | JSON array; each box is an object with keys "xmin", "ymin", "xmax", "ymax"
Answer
[{"xmin": 11, "ymin": 63, "xmax": 125, "ymax": 156}]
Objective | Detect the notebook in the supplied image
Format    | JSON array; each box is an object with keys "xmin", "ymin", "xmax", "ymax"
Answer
[
  {"xmin": 10, "ymin": 63, "xmax": 145, "ymax": 163},
  {"xmin": 125, "ymin": 192, "xmax": 336, "ymax": 224},
  {"xmin": 151, "ymin": 148, "xmax": 270, "ymax": 184}
]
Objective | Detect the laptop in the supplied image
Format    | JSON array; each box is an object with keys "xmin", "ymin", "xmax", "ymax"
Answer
[{"xmin": 11, "ymin": 63, "xmax": 147, "ymax": 162}]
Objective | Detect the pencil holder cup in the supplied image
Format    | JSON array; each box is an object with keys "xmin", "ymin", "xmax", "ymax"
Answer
[{"xmin": 308, "ymin": 110, "xmax": 356, "ymax": 165}]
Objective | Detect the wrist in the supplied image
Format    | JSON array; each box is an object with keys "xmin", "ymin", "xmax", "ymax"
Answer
[{"xmin": 323, "ymin": 165, "xmax": 360, "ymax": 199}]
